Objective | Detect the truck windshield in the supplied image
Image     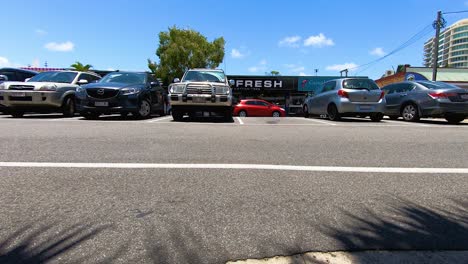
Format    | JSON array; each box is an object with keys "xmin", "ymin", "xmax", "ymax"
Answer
[
  {"xmin": 183, "ymin": 71, "xmax": 225, "ymax": 83},
  {"xmin": 28, "ymin": 72, "xmax": 78, "ymax": 83}
]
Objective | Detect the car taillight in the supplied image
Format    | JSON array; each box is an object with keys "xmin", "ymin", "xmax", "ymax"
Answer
[
  {"xmin": 337, "ymin": 89, "xmax": 348, "ymax": 98},
  {"xmin": 428, "ymin": 92, "xmax": 457, "ymax": 99},
  {"xmin": 379, "ymin": 91, "xmax": 385, "ymax": 100}
]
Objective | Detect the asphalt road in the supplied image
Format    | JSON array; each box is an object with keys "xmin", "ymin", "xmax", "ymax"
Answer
[{"xmin": 0, "ymin": 114, "xmax": 467, "ymax": 264}]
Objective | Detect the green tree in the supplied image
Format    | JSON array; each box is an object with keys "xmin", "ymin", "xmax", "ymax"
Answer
[
  {"xmin": 70, "ymin": 61, "xmax": 93, "ymax": 72},
  {"xmin": 148, "ymin": 26, "xmax": 225, "ymax": 85},
  {"xmin": 270, "ymin": 70, "xmax": 280, "ymax": 76}
]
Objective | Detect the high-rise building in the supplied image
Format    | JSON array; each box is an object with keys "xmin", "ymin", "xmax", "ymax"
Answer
[{"xmin": 424, "ymin": 19, "xmax": 468, "ymax": 68}]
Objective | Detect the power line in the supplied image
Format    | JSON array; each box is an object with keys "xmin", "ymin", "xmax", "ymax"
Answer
[
  {"xmin": 347, "ymin": 23, "xmax": 434, "ymax": 75},
  {"xmin": 443, "ymin": 10, "xmax": 468, "ymax": 14}
]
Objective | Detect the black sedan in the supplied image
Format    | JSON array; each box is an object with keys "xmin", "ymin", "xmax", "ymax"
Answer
[{"xmin": 76, "ymin": 71, "xmax": 167, "ymax": 119}]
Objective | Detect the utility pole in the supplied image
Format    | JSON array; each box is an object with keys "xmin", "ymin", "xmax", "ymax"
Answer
[{"xmin": 432, "ymin": 10, "xmax": 445, "ymax": 81}]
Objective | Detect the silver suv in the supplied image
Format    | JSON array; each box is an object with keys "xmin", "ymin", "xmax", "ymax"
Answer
[
  {"xmin": 168, "ymin": 69, "xmax": 234, "ymax": 121},
  {"xmin": 303, "ymin": 78, "xmax": 386, "ymax": 122}
]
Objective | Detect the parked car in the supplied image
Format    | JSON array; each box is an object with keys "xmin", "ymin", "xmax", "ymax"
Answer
[
  {"xmin": 381, "ymin": 81, "xmax": 468, "ymax": 124},
  {"xmin": 0, "ymin": 70, "xmax": 100, "ymax": 117},
  {"xmin": 76, "ymin": 71, "xmax": 167, "ymax": 119},
  {"xmin": 0, "ymin": 68, "xmax": 37, "ymax": 83},
  {"xmin": 233, "ymin": 99, "xmax": 286, "ymax": 117},
  {"xmin": 302, "ymin": 78, "xmax": 386, "ymax": 121}
]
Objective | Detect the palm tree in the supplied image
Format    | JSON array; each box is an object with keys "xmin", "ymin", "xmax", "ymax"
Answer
[{"xmin": 70, "ymin": 61, "xmax": 93, "ymax": 72}]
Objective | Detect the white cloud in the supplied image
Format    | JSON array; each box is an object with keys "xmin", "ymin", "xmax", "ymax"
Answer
[
  {"xmin": 248, "ymin": 66, "xmax": 259, "ymax": 73},
  {"xmin": 326, "ymin": 63, "xmax": 358, "ymax": 72},
  {"xmin": 231, "ymin": 48, "xmax": 245, "ymax": 59},
  {"xmin": 370, "ymin": 47, "xmax": 386, "ymax": 57},
  {"xmin": 260, "ymin": 59, "xmax": 267, "ymax": 65},
  {"xmin": 304, "ymin": 33, "xmax": 334, "ymax": 47},
  {"xmin": 248, "ymin": 59, "xmax": 268, "ymax": 73},
  {"xmin": 35, "ymin": 29, "xmax": 47, "ymax": 36},
  {"xmin": 299, "ymin": 72, "xmax": 308, "ymax": 76},
  {"xmin": 279, "ymin": 36, "xmax": 302, "ymax": 48},
  {"xmin": 44, "ymin": 41, "xmax": 74, "ymax": 52},
  {"xmin": 0, "ymin": 57, "xmax": 10, "ymax": 67}
]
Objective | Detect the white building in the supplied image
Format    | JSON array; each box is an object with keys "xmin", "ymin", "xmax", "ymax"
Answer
[{"xmin": 424, "ymin": 18, "xmax": 468, "ymax": 68}]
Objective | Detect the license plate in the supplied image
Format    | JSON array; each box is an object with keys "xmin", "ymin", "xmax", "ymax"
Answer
[
  {"xmin": 193, "ymin": 97, "xmax": 205, "ymax": 103},
  {"xmin": 95, "ymin": 101, "xmax": 108, "ymax": 107},
  {"xmin": 11, "ymin": 92, "xmax": 26, "ymax": 97},
  {"xmin": 359, "ymin": 105, "xmax": 374, "ymax": 111},
  {"xmin": 461, "ymin": 94, "xmax": 468, "ymax": 99}
]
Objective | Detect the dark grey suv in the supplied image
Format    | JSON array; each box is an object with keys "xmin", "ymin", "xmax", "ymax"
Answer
[{"xmin": 382, "ymin": 81, "xmax": 468, "ymax": 124}]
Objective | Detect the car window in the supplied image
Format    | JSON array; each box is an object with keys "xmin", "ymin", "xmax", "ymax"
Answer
[
  {"xmin": 0, "ymin": 71, "xmax": 18, "ymax": 81},
  {"xmin": 79, "ymin": 73, "xmax": 100, "ymax": 84},
  {"xmin": 382, "ymin": 84, "xmax": 396, "ymax": 94},
  {"xmin": 245, "ymin": 101, "xmax": 256, "ymax": 105},
  {"xmin": 321, "ymin": 81, "xmax": 335, "ymax": 93},
  {"xmin": 100, "ymin": 72, "xmax": 146, "ymax": 84},
  {"xmin": 28, "ymin": 71, "xmax": 78, "ymax": 83},
  {"xmin": 342, "ymin": 79, "xmax": 380, "ymax": 90},
  {"xmin": 401, "ymin": 84, "xmax": 415, "ymax": 92},
  {"xmin": 256, "ymin": 101, "xmax": 269, "ymax": 107}
]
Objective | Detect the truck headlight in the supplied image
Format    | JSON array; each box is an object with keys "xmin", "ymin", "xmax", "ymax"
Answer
[
  {"xmin": 170, "ymin": 85, "xmax": 185, "ymax": 94},
  {"xmin": 215, "ymin": 87, "xmax": 230, "ymax": 94}
]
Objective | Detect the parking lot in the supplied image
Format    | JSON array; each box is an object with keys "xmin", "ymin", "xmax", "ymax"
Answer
[{"xmin": 0, "ymin": 114, "xmax": 467, "ymax": 263}]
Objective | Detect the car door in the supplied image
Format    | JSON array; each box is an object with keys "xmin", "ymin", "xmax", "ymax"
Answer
[
  {"xmin": 394, "ymin": 83, "xmax": 416, "ymax": 109},
  {"xmin": 255, "ymin": 101, "xmax": 271, "ymax": 116},
  {"xmin": 383, "ymin": 84, "xmax": 400, "ymax": 115},
  {"xmin": 313, "ymin": 81, "xmax": 336, "ymax": 114}
]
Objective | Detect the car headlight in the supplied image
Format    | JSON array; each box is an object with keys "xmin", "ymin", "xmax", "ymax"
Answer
[
  {"xmin": 39, "ymin": 84, "xmax": 57, "ymax": 91},
  {"xmin": 121, "ymin": 87, "xmax": 140, "ymax": 95},
  {"xmin": 169, "ymin": 85, "xmax": 185, "ymax": 94},
  {"xmin": 76, "ymin": 87, "xmax": 85, "ymax": 93},
  {"xmin": 215, "ymin": 86, "xmax": 230, "ymax": 94}
]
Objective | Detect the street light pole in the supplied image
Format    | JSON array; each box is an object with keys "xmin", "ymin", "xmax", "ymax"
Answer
[{"xmin": 432, "ymin": 11, "xmax": 443, "ymax": 81}]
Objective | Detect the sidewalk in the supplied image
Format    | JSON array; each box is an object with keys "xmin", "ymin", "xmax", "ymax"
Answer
[{"xmin": 227, "ymin": 251, "xmax": 468, "ymax": 264}]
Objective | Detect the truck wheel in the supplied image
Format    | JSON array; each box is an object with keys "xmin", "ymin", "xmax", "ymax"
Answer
[
  {"xmin": 11, "ymin": 111, "xmax": 24, "ymax": 118},
  {"xmin": 62, "ymin": 96, "xmax": 76, "ymax": 117},
  {"xmin": 172, "ymin": 110, "xmax": 183, "ymax": 121}
]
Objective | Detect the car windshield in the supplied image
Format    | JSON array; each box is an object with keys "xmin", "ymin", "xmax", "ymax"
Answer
[
  {"xmin": 342, "ymin": 79, "xmax": 380, "ymax": 90},
  {"xmin": 99, "ymin": 72, "xmax": 146, "ymax": 84},
  {"xmin": 417, "ymin": 81, "xmax": 459, "ymax": 90},
  {"xmin": 28, "ymin": 72, "xmax": 77, "ymax": 83},
  {"xmin": 183, "ymin": 70, "xmax": 225, "ymax": 83}
]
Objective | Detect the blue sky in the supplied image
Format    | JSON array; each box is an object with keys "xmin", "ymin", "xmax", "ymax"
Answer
[{"xmin": 1, "ymin": 0, "xmax": 467, "ymax": 79}]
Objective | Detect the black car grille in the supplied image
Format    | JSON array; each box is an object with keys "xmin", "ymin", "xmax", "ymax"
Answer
[
  {"xmin": 86, "ymin": 88, "xmax": 119, "ymax": 99},
  {"xmin": 185, "ymin": 84, "xmax": 213, "ymax": 95},
  {"xmin": 9, "ymin": 85, "xmax": 35, "ymax": 90}
]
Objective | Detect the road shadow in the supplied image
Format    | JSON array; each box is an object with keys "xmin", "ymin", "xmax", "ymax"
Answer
[
  {"xmin": 4, "ymin": 114, "xmax": 74, "ymax": 119},
  {"xmin": 145, "ymin": 220, "xmax": 230, "ymax": 264},
  {"xmin": 77, "ymin": 114, "xmax": 166, "ymax": 122},
  {"xmin": 323, "ymin": 197, "xmax": 468, "ymax": 252},
  {"xmin": 171, "ymin": 116, "xmax": 235, "ymax": 123},
  {"xmin": 0, "ymin": 221, "xmax": 123, "ymax": 264}
]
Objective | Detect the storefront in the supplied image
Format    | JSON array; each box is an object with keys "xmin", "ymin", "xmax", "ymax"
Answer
[{"xmin": 227, "ymin": 75, "xmax": 362, "ymax": 115}]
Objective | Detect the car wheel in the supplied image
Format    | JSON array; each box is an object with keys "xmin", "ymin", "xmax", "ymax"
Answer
[
  {"xmin": 445, "ymin": 114, "xmax": 465, "ymax": 124},
  {"xmin": 11, "ymin": 111, "xmax": 24, "ymax": 118},
  {"xmin": 388, "ymin": 115, "xmax": 399, "ymax": 120},
  {"xmin": 62, "ymin": 96, "xmax": 75, "ymax": 117},
  {"xmin": 303, "ymin": 105, "xmax": 309, "ymax": 118},
  {"xmin": 81, "ymin": 112, "xmax": 100, "ymax": 120},
  {"xmin": 239, "ymin": 110, "xmax": 247, "ymax": 117},
  {"xmin": 172, "ymin": 110, "xmax": 183, "ymax": 121},
  {"xmin": 370, "ymin": 113, "xmax": 384, "ymax": 122},
  {"xmin": 272, "ymin": 111, "xmax": 281, "ymax": 117},
  {"xmin": 134, "ymin": 99, "xmax": 152, "ymax": 119},
  {"xmin": 401, "ymin": 104, "xmax": 420, "ymax": 122},
  {"xmin": 327, "ymin": 104, "xmax": 341, "ymax": 121}
]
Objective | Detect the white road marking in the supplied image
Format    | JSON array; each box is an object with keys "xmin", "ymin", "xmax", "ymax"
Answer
[
  {"xmin": 0, "ymin": 162, "xmax": 466, "ymax": 174},
  {"xmin": 299, "ymin": 117, "xmax": 337, "ymax": 126},
  {"xmin": 147, "ymin": 116, "xmax": 173, "ymax": 123},
  {"xmin": 236, "ymin": 117, "xmax": 244, "ymax": 125}
]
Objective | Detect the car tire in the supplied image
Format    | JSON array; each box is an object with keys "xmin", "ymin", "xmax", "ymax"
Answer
[
  {"xmin": 11, "ymin": 111, "xmax": 24, "ymax": 118},
  {"xmin": 401, "ymin": 103, "xmax": 420, "ymax": 122},
  {"xmin": 327, "ymin": 104, "xmax": 341, "ymax": 121},
  {"xmin": 272, "ymin": 111, "xmax": 281, "ymax": 117},
  {"xmin": 388, "ymin": 115, "xmax": 399, "ymax": 120},
  {"xmin": 238, "ymin": 110, "xmax": 247, "ymax": 117},
  {"xmin": 134, "ymin": 98, "xmax": 152, "ymax": 119},
  {"xmin": 445, "ymin": 114, "xmax": 465, "ymax": 124},
  {"xmin": 81, "ymin": 112, "xmax": 100, "ymax": 120},
  {"xmin": 370, "ymin": 113, "xmax": 384, "ymax": 122},
  {"xmin": 62, "ymin": 96, "xmax": 75, "ymax": 117},
  {"xmin": 303, "ymin": 105, "xmax": 309, "ymax": 118},
  {"xmin": 172, "ymin": 110, "xmax": 183, "ymax": 121}
]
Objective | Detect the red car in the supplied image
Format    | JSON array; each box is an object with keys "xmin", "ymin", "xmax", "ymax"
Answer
[{"xmin": 233, "ymin": 99, "xmax": 286, "ymax": 117}]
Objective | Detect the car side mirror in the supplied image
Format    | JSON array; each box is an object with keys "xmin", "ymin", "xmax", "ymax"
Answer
[
  {"xmin": 173, "ymin": 78, "xmax": 180, "ymax": 83},
  {"xmin": 0, "ymin": 75, "xmax": 8, "ymax": 81},
  {"xmin": 150, "ymin": 81, "xmax": 159, "ymax": 87},
  {"xmin": 77, "ymin": 79, "xmax": 89, "ymax": 85},
  {"xmin": 229, "ymin": 79, "xmax": 235, "ymax": 87}
]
